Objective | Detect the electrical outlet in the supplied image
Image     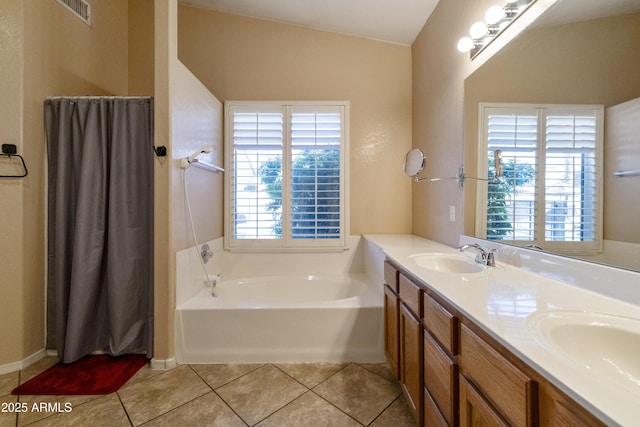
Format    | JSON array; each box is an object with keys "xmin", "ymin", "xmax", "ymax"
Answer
[{"xmin": 449, "ymin": 205, "xmax": 456, "ymax": 222}]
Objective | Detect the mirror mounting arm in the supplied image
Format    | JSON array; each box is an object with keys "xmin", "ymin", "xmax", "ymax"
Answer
[
  {"xmin": 413, "ymin": 175, "xmax": 458, "ymax": 183},
  {"xmin": 458, "ymin": 167, "xmax": 504, "ymax": 189}
]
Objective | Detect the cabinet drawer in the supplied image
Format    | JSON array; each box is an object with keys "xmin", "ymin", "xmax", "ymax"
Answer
[
  {"xmin": 424, "ymin": 330, "xmax": 458, "ymax": 426},
  {"xmin": 460, "ymin": 325, "xmax": 537, "ymax": 427},
  {"xmin": 423, "ymin": 293, "xmax": 458, "ymax": 355},
  {"xmin": 399, "ymin": 274, "xmax": 422, "ymax": 317},
  {"xmin": 383, "ymin": 261, "xmax": 399, "ymax": 292}
]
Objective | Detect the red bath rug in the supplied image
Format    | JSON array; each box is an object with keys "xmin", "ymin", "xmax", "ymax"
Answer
[{"xmin": 12, "ymin": 354, "xmax": 148, "ymax": 395}]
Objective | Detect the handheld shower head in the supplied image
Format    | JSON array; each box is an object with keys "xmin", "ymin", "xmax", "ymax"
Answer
[
  {"xmin": 187, "ymin": 146, "xmax": 213, "ymax": 162},
  {"xmin": 180, "ymin": 146, "xmax": 214, "ymax": 169}
]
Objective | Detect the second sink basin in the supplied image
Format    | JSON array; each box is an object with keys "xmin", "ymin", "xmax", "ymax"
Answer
[
  {"xmin": 408, "ymin": 253, "xmax": 484, "ymax": 274},
  {"xmin": 528, "ymin": 310, "xmax": 640, "ymax": 394}
]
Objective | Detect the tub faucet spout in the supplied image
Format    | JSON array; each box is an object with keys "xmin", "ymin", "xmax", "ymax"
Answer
[{"xmin": 458, "ymin": 243, "xmax": 488, "ymax": 265}]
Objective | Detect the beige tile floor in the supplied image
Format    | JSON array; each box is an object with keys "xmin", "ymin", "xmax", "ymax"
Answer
[{"xmin": 1, "ymin": 357, "xmax": 416, "ymax": 426}]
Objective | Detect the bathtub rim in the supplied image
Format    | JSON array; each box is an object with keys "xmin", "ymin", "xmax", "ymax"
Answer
[{"xmin": 176, "ymin": 272, "xmax": 382, "ymax": 310}]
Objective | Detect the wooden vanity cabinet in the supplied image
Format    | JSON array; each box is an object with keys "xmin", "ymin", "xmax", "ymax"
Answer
[
  {"xmin": 383, "ymin": 261, "xmax": 400, "ymax": 378},
  {"xmin": 381, "ymin": 258, "xmax": 605, "ymax": 427},
  {"xmin": 399, "ymin": 273, "xmax": 424, "ymax": 425}
]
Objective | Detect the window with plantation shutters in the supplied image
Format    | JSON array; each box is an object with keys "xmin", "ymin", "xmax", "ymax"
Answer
[
  {"xmin": 477, "ymin": 103, "xmax": 603, "ymax": 254},
  {"xmin": 290, "ymin": 109, "xmax": 342, "ymax": 240},
  {"xmin": 225, "ymin": 102, "xmax": 348, "ymax": 251}
]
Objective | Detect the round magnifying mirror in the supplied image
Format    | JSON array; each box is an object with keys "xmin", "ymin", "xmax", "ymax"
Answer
[{"xmin": 403, "ymin": 148, "xmax": 426, "ymax": 178}]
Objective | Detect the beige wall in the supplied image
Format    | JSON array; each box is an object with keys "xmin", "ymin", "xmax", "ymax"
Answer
[
  {"xmin": 152, "ymin": 0, "xmax": 175, "ymax": 363},
  {"xmin": 411, "ymin": 0, "xmax": 498, "ymax": 247},
  {"xmin": 171, "ymin": 61, "xmax": 224, "ymax": 251},
  {"xmin": 152, "ymin": 1, "xmax": 225, "ymax": 363},
  {"xmin": 0, "ymin": 0, "xmax": 130, "ymax": 366},
  {"xmin": 177, "ymin": 5, "xmax": 414, "ymax": 236},
  {"xmin": 129, "ymin": 0, "xmax": 155, "ymax": 96},
  {"xmin": 463, "ymin": 13, "xmax": 640, "ymax": 240},
  {"xmin": 0, "ymin": 0, "xmax": 26, "ymax": 366}
]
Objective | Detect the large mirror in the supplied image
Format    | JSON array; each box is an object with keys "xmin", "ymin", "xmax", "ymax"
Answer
[{"xmin": 463, "ymin": 0, "xmax": 640, "ymax": 271}]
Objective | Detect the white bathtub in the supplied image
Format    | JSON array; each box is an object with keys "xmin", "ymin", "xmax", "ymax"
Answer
[{"xmin": 175, "ymin": 274, "xmax": 385, "ymax": 364}]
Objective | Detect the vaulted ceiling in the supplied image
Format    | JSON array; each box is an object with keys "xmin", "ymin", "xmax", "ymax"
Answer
[{"xmin": 178, "ymin": 0, "xmax": 640, "ymax": 45}]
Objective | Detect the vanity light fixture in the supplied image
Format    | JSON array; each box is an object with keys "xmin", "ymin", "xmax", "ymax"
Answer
[{"xmin": 457, "ymin": 0, "xmax": 535, "ymax": 58}]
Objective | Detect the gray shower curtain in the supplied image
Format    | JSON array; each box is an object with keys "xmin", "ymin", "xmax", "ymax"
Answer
[{"xmin": 45, "ymin": 97, "xmax": 154, "ymax": 363}]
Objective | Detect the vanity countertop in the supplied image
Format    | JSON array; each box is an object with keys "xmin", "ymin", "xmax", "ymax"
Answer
[{"xmin": 364, "ymin": 234, "xmax": 640, "ymax": 427}]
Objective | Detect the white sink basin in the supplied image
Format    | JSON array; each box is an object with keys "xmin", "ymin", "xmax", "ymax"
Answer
[
  {"xmin": 528, "ymin": 310, "xmax": 640, "ymax": 393},
  {"xmin": 408, "ymin": 253, "xmax": 484, "ymax": 274}
]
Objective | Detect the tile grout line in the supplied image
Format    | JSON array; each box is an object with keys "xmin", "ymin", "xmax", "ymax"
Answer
[
  {"xmin": 273, "ymin": 361, "xmax": 403, "ymax": 426},
  {"xmin": 354, "ymin": 362, "xmax": 399, "ymax": 385},
  {"xmin": 271, "ymin": 361, "xmax": 369, "ymax": 425},
  {"xmin": 306, "ymin": 363, "xmax": 396, "ymax": 427},
  {"xmin": 301, "ymin": 363, "xmax": 368, "ymax": 425},
  {"xmin": 189, "ymin": 363, "xmax": 266, "ymax": 390},
  {"xmin": 365, "ymin": 394, "xmax": 405, "ymax": 426},
  {"xmin": 187, "ymin": 364, "xmax": 252, "ymax": 426},
  {"xmin": 242, "ymin": 364, "xmax": 313, "ymax": 426},
  {"xmin": 306, "ymin": 388, "xmax": 367, "ymax": 427},
  {"xmin": 115, "ymin": 391, "xmax": 135, "ymax": 427}
]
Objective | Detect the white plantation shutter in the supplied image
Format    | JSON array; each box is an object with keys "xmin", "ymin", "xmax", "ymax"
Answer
[
  {"xmin": 225, "ymin": 102, "xmax": 347, "ymax": 251},
  {"xmin": 290, "ymin": 110, "xmax": 342, "ymax": 240},
  {"xmin": 231, "ymin": 110, "xmax": 283, "ymax": 240},
  {"xmin": 544, "ymin": 112, "xmax": 599, "ymax": 243},
  {"xmin": 485, "ymin": 110, "xmax": 538, "ymax": 240},
  {"xmin": 479, "ymin": 104, "xmax": 602, "ymax": 254}
]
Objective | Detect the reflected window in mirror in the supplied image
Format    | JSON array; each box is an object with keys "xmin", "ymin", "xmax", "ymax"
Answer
[{"xmin": 476, "ymin": 103, "xmax": 604, "ymax": 255}]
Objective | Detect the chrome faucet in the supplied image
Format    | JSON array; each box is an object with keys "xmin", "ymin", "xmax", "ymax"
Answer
[
  {"xmin": 523, "ymin": 244, "xmax": 543, "ymax": 251},
  {"xmin": 458, "ymin": 243, "xmax": 495, "ymax": 266}
]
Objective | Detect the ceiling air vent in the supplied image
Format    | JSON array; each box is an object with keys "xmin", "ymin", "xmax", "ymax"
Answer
[{"xmin": 56, "ymin": 0, "xmax": 91, "ymax": 26}]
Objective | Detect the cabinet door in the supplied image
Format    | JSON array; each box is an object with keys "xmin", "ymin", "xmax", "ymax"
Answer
[
  {"xmin": 460, "ymin": 375, "xmax": 509, "ymax": 427},
  {"xmin": 384, "ymin": 284, "xmax": 400, "ymax": 379},
  {"xmin": 424, "ymin": 330, "xmax": 458, "ymax": 426},
  {"xmin": 539, "ymin": 386, "xmax": 606, "ymax": 427},
  {"xmin": 400, "ymin": 302, "xmax": 423, "ymax": 425},
  {"xmin": 425, "ymin": 390, "xmax": 449, "ymax": 427},
  {"xmin": 460, "ymin": 325, "xmax": 536, "ymax": 427}
]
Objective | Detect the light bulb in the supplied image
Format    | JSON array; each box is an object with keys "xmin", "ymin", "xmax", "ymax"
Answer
[
  {"xmin": 485, "ymin": 5, "xmax": 505, "ymax": 25},
  {"xmin": 457, "ymin": 37, "xmax": 474, "ymax": 53},
  {"xmin": 469, "ymin": 21, "xmax": 488, "ymax": 39}
]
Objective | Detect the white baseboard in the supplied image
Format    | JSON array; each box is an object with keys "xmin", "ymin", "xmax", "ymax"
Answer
[
  {"xmin": 150, "ymin": 357, "xmax": 177, "ymax": 370},
  {"xmin": 0, "ymin": 349, "xmax": 48, "ymax": 375}
]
